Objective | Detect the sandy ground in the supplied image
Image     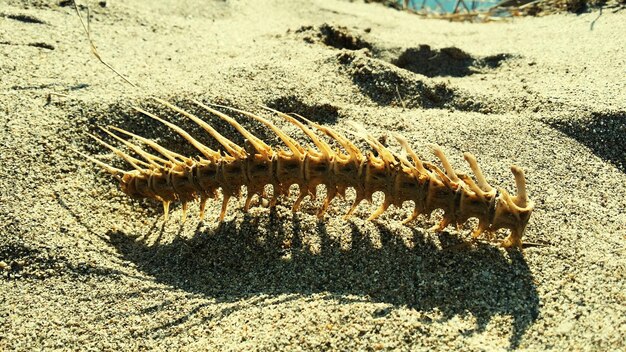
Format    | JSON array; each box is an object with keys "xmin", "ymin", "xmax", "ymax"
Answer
[{"xmin": 1, "ymin": 0, "xmax": 625, "ymax": 350}]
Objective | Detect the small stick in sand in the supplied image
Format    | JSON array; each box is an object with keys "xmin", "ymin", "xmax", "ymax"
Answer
[{"xmin": 73, "ymin": 1, "xmax": 138, "ymax": 88}]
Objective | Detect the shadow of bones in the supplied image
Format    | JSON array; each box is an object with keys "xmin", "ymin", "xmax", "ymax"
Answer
[{"xmin": 108, "ymin": 211, "xmax": 539, "ymax": 348}]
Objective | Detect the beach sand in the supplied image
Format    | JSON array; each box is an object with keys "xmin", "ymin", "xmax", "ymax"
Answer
[{"xmin": 1, "ymin": 0, "xmax": 625, "ymax": 350}]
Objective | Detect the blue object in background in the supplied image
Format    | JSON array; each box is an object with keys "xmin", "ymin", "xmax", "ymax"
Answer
[{"xmin": 400, "ymin": 0, "xmax": 500, "ymax": 13}]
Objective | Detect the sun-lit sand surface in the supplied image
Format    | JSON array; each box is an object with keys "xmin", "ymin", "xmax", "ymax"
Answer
[{"xmin": 1, "ymin": 1, "xmax": 625, "ymax": 350}]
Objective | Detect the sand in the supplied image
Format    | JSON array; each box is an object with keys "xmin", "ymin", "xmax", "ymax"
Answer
[{"xmin": 1, "ymin": 0, "xmax": 625, "ymax": 350}]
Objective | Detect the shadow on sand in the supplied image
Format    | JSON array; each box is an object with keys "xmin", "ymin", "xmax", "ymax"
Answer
[
  {"xmin": 107, "ymin": 211, "xmax": 539, "ymax": 348},
  {"xmin": 547, "ymin": 110, "xmax": 626, "ymax": 173}
]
